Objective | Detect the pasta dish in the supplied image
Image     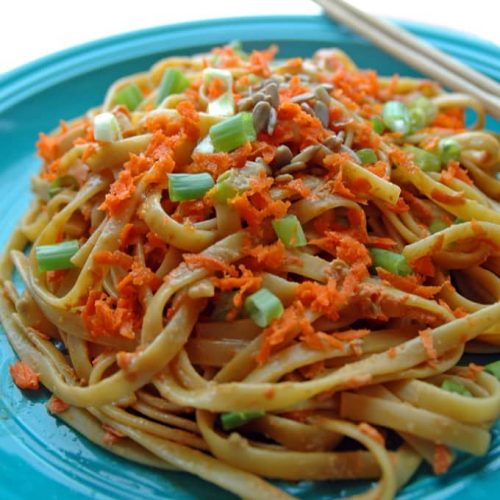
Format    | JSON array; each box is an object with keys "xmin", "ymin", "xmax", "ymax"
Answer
[{"xmin": 1, "ymin": 43, "xmax": 500, "ymax": 499}]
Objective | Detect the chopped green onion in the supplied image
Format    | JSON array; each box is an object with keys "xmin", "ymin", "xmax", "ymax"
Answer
[
  {"xmin": 356, "ymin": 148, "xmax": 378, "ymax": 165},
  {"xmin": 429, "ymin": 219, "xmax": 448, "ymax": 234},
  {"xmin": 48, "ymin": 175, "xmax": 79, "ymax": 198},
  {"xmin": 93, "ymin": 112, "xmax": 121, "ymax": 142},
  {"xmin": 36, "ymin": 240, "xmax": 80, "ymax": 273},
  {"xmin": 371, "ymin": 117, "xmax": 385, "ymax": 134},
  {"xmin": 441, "ymin": 379, "xmax": 473, "ymax": 397},
  {"xmin": 272, "ymin": 215, "xmax": 307, "ymax": 248},
  {"xmin": 382, "ymin": 101, "xmax": 411, "ymax": 134},
  {"xmin": 438, "ymin": 138, "xmax": 461, "ymax": 165},
  {"xmin": 453, "ymin": 217, "xmax": 466, "ymax": 225},
  {"xmin": 408, "ymin": 96, "xmax": 437, "ymax": 129},
  {"xmin": 212, "ymin": 162, "xmax": 264, "ymax": 203},
  {"xmin": 369, "ymin": 248, "xmax": 412, "ymax": 276},
  {"xmin": 157, "ymin": 68, "xmax": 189, "ymax": 104},
  {"xmin": 113, "ymin": 83, "xmax": 143, "ymax": 111},
  {"xmin": 403, "ymin": 146, "xmax": 441, "ymax": 173},
  {"xmin": 213, "ymin": 172, "xmax": 238, "ymax": 203},
  {"xmin": 484, "ymin": 360, "xmax": 500, "ymax": 380},
  {"xmin": 202, "ymin": 68, "xmax": 235, "ymax": 116},
  {"xmin": 220, "ymin": 410, "xmax": 265, "ymax": 431},
  {"xmin": 245, "ymin": 288, "xmax": 284, "ymax": 328},
  {"xmin": 209, "ymin": 112, "xmax": 256, "ymax": 152},
  {"xmin": 167, "ymin": 173, "xmax": 214, "ymax": 202},
  {"xmin": 194, "ymin": 135, "xmax": 215, "ymax": 154}
]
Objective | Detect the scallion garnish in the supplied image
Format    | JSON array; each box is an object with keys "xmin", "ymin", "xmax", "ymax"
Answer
[
  {"xmin": 220, "ymin": 410, "xmax": 265, "ymax": 431},
  {"xmin": 272, "ymin": 215, "xmax": 307, "ymax": 248},
  {"xmin": 408, "ymin": 96, "xmax": 437, "ymax": 130},
  {"xmin": 441, "ymin": 379, "xmax": 473, "ymax": 397},
  {"xmin": 93, "ymin": 112, "xmax": 121, "ymax": 142},
  {"xmin": 202, "ymin": 68, "xmax": 235, "ymax": 116},
  {"xmin": 403, "ymin": 146, "xmax": 441, "ymax": 173},
  {"xmin": 356, "ymin": 148, "xmax": 378, "ymax": 165},
  {"xmin": 453, "ymin": 217, "xmax": 466, "ymax": 225},
  {"xmin": 113, "ymin": 83, "xmax": 143, "ymax": 111},
  {"xmin": 209, "ymin": 112, "xmax": 256, "ymax": 152},
  {"xmin": 438, "ymin": 138, "xmax": 461, "ymax": 165},
  {"xmin": 429, "ymin": 219, "xmax": 448, "ymax": 234},
  {"xmin": 167, "ymin": 173, "xmax": 214, "ymax": 202},
  {"xmin": 36, "ymin": 240, "xmax": 80, "ymax": 273},
  {"xmin": 369, "ymin": 248, "xmax": 413, "ymax": 276},
  {"xmin": 48, "ymin": 175, "xmax": 79, "ymax": 198},
  {"xmin": 382, "ymin": 101, "xmax": 411, "ymax": 134},
  {"xmin": 371, "ymin": 117, "xmax": 385, "ymax": 134},
  {"xmin": 245, "ymin": 288, "xmax": 284, "ymax": 328},
  {"xmin": 485, "ymin": 360, "xmax": 500, "ymax": 380},
  {"xmin": 157, "ymin": 68, "xmax": 190, "ymax": 104}
]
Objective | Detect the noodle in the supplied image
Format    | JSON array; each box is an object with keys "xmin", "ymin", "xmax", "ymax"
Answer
[{"xmin": 1, "ymin": 43, "xmax": 499, "ymax": 499}]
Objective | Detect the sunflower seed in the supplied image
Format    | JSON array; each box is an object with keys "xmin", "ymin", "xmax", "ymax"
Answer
[
  {"xmin": 277, "ymin": 160, "xmax": 307, "ymax": 175},
  {"xmin": 267, "ymin": 106, "xmax": 278, "ymax": 135},
  {"xmin": 253, "ymin": 101, "xmax": 272, "ymax": 134},
  {"xmin": 323, "ymin": 133, "xmax": 344, "ymax": 152},
  {"xmin": 301, "ymin": 102, "xmax": 315, "ymax": 117},
  {"xmin": 340, "ymin": 144, "xmax": 361, "ymax": 163},
  {"xmin": 292, "ymin": 144, "xmax": 321, "ymax": 164},
  {"xmin": 314, "ymin": 85, "xmax": 331, "ymax": 105},
  {"xmin": 272, "ymin": 145, "xmax": 293, "ymax": 167},
  {"xmin": 313, "ymin": 100, "xmax": 329, "ymax": 128},
  {"xmin": 275, "ymin": 173, "xmax": 294, "ymax": 183},
  {"xmin": 290, "ymin": 91, "xmax": 315, "ymax": 103},
  {"xmin": 261, "ymin": 82, "xmax": 280, "ymax": 108}
]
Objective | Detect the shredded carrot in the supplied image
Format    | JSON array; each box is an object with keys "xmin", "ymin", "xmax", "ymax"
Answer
[
  {"xmin": 359, "ymin": 422, "xmax": 385, "ymax": 445},
  {"xmin": 410, "ymin": 256, "xmax": 436, "ymax": 277},
  {"xmin": 299, "ymin": 361, "xmax": 326, "ymax": 379},
  {"xmin": 102, "ymin": 424, "xmax": 125, "ymax": 445},
  {"xmin": 402, "ymin": 191, "xmax": 433, "ymax": 222},
  {"xmin": 9, "ymin": 361, "xmax": 40, "ymax": 390},
  {"xmin": 419, "ymin": 328, "xmax": 437, "ymax": 360},
  {"xmin": 206, "ymin": 77, "xmax": 226, "ymax": 100},
  {"xmin": 344, "ymin": 373, "xmax": 373, "ymax": 389},
  {"xmin": 433, "ymin": 444, "xmax": 453, "ymax": 475},
  {"xmin": 333, "ymin": 329, "xmax": 370, "ymax": 341},
  {"xmin": 377, "ymin": 268, "xmax": 442, "ymax": 299},
  {"xmin": 93, "ymin": 250, "xmax": 134, "ymax": 268},
  {"xmin": 81, "ymin": 143, "xmax": 97, "ymax": 162},
  {"xmin": 431, "ymin": 188, "xmax": 465, "ymax": 205},
  {"xmin": 387, "ymin": 347, "xmax": 397, "ymax": 359},
  {"xmin": 184, "ymin": 254, "xmax": 237, "ymax": 277},
  {"xmin": 48, "ymin": 397, "xmax": 70, "ymax": 414},
  {"xmin": 36, "ymin": 133, "xmax": 59, "ymax": 162},
  {"xmin": 440, "ymin": 160, "xmax": 473, "ymax": 186},
  {"xmin": 99, "ymin": 169, "xmax": 136, "ymax": 216}
]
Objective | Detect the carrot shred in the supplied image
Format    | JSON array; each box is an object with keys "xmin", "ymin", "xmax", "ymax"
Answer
[
  {"xmin": 48, "ymin": 397, "xmax": 70, "ymax": 414},
  {"xmin": 99, "ymin": 169, "xmax": 136, "ymax": 216},
  {"xmin": 440, "ymin": 160, "xmax": 473, "ymax": 186},
  {"xmin": 93, "ymin": 250, "xmax": 134, "ymax": 268},
  {"xmin": 419, "ymin": 328, "xmax": 437, "ymax": 360},
  {"xmin": 377, "ymin": 268, "xmax": 442, "ymax": 298},
  {"xmin": 359, "ymin": 422, "xmax": 385, "ymax": 445},
  {"xmin": 184, "ymin": 254, "xmax": 237, "ymax": 276},
  {"xmin": 431, "ymin": 188, "xmax": 465, "ymax": 205},
  {"xmin": 9, "ymin": 361, "xmax": 40, "ymax": 390},
  {"xmin": 410, "ymin": 256, "xmax": 436, "ymax": 277},
  {"xmin": 102, "ymin": 424, "xmax": 125, "ymax": 445},
  {"xmin": 433, "ymin": 444, "xmax": 453, "ymax": 475},
  {"xmin": 387, "ymin": 347, "xmax": 397, "ymax": 359}
]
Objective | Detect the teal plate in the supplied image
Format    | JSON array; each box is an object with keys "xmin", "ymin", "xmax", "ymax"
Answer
[{"xmin": 0, "ymin": 15, "xmax": 499, "ymax": 500}]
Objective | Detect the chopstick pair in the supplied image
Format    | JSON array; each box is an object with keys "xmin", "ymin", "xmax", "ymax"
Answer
[{"xmin": 313, "ymin": 0, "xmax": 500, "ymax": 118}]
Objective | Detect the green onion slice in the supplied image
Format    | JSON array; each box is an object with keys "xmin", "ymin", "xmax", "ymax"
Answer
[
  {"xmin": 220, "ymin": 410, "xmax": 265, "ymax": 431},
  {"xmin": 113, "ymin": 83, "xmax": 143, "ymax": 111},
  {"xmin": 356, "ymin": 148, "xmax": 378, "ymax": 165},
  {"xmin": 485, "ymin": 360, "xmax": 500, "ymax": 380},
  {"xmin": 408, "ymin": 96, "xmax": 438, "ymax": 130},
  {"xmin": 438, "ymin": 138, "xmax": 461, "ymax": 165},
  {"xmin": 48, "ymin": 175, "xmax": 79, "ymax": 198},
  {"xmin": 453, "ymin": 217, "xmax": 466, "ymax": 225},
  {"xmin": 209, "ymin": 112, "xmax": 256, "ymax": 152},
  {"xmin": 429, "ymin": 219, "xmax": 448, "ymax": 234},
  {"xmin": 441, "ymin": 379, "xmax": 473, "ymax": 397},
  {"xmin": 157, "ymin": 68, "xmax": 190, "ymax": 104},
  {"xmin": 382, "ymin": 101, "xmax": 411, "ymax": 134},
  {"xmin": 244, "ymin": 288, "xmax": 284, "ymax": 328},
  {"xmin": 93, "ymin": 112, "xmax": 121, "ymax": 142},
  {"xmin": 272, "ymin": 215, "xmax": 307, "ymax": 248},
  {"xmin": 36, "ymin": 240, "xmax": 80, "ymax": 273},
  {"xmin": 202, "ymin": 68, "xmax": 235, "ymax": 116},
  {"xmin": 370, "ymin": 248, "xmax": 413, "ymax": 276},
  {"xmin": 403, "ymin": 146, "xmax": 441, "ymax": 173},
  {"xmin": 167, "ymin": 173, "xmax": 214, "ymax": 202},
  {"xmin": 371, "ymin": 117, "xmax": 385, "ymax": 134}
]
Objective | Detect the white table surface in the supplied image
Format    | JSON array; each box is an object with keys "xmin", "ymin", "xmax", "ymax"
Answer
[{"xmin": 0, "ymin": 0, "xmax": 498, "ymax": 75}]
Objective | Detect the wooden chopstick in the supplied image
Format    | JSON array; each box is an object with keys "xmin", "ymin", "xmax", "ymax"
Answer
[{"xmin": 314, "ymin": 0, "xmax": 500, "ymax": 118}]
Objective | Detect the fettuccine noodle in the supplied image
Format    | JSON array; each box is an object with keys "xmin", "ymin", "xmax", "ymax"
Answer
[{"xmin": 1, "ymin": 43, "xmax": 500, "ymax": 499}]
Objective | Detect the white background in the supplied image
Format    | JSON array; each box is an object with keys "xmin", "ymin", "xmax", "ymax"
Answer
[{"xmin": 0, "ymin": 0, "xmax": 498, "ymax": 74}]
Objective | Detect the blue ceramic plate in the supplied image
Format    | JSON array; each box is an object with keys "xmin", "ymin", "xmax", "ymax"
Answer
[{"xmin": 0, "ymin": 15, "xmax": 499, "ymax": 500}]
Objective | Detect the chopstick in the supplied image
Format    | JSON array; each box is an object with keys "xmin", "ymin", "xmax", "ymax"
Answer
[{"xmin": 313, "ymin": 0, "xmax": 500, "ymax": 118}]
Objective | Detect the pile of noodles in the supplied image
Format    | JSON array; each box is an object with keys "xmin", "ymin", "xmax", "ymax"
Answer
[{"xmin": 1, "ymin": 44, "xmax": 500, "ymax": 499}]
